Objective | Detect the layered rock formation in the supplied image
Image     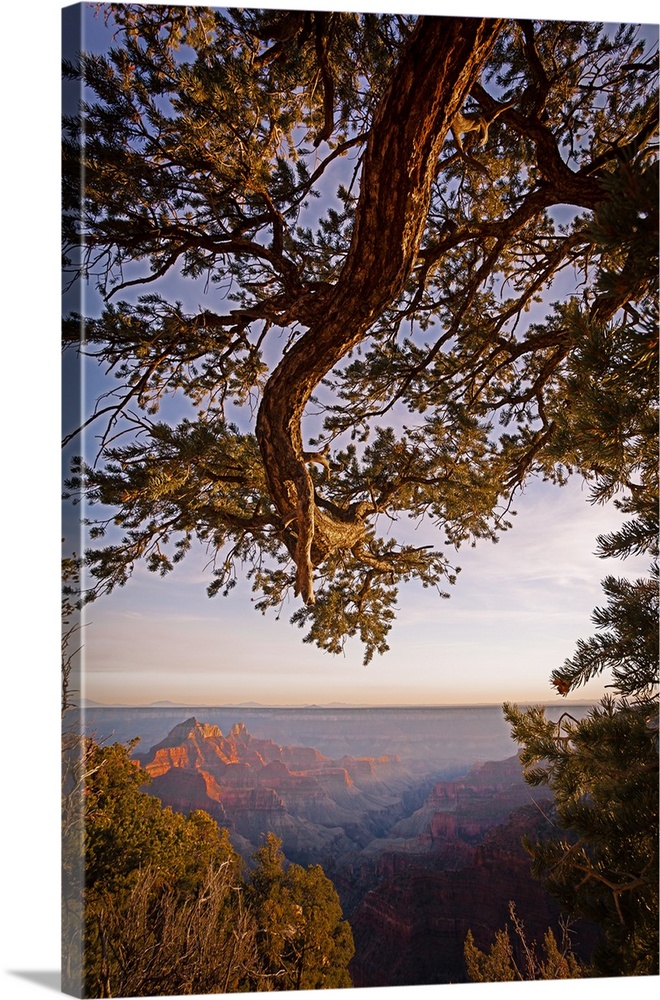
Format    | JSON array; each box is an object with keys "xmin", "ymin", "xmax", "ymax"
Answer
[
  {"xmin": 339, "ymin": 756, "xmax": 599, "ymax": 987},
  {"xmin": 133, "ymin": 717, "xmax": 423, "ymax": 865},
  {"xmin": 363, "ymin": 753, "xmax": 541, "ymax": 851}
]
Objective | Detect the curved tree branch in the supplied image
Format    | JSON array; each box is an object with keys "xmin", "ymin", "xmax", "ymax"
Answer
[{"xmin": 256, "ymin": 15, "xmax": 504, "ymax": 604}]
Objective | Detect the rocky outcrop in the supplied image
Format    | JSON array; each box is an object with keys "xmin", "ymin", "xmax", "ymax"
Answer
[
  {"xmin": 342, "ymin": 758, "xmax": 600, "ymax": 988},
  {"xmin": 379, "ymin": 752, "xmax": 538, "ymax": 847},
  {"xmin": 347, "ymin": 804, "xmax": 588, "ymax": 987},
  {"xmin": 134, "ymin": 718, "xmax": 425, "ymax": 865}
]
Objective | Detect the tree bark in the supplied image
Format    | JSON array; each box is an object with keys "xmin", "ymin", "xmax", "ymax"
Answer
[{"xmin": 256, "ymin": 15, "xmax": 503, "ymax": 604}]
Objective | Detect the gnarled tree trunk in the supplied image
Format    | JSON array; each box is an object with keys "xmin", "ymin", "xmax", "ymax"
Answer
[{"xmin": 256, "ymin": 15, "xmax": 503, "ymax": 604}]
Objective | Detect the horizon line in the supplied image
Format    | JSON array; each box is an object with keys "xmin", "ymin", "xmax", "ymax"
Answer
[{"xmin": 74, "ymin": 698, "xmax": 597, "ymax": 710}]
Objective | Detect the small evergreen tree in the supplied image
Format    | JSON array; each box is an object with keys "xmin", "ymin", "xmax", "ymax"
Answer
[
  {"xmin": 504, "ymin": 564, "xmax": 658, "ymax": 975},
  {"xmin": 503, "ymin": 508, "xmax": 658, "ymax": 974},
  {"xmin": 464, "ymin": 902, "xmax": 583, "ymax": 982},
  {"xmin": 249, "ymin": 832, "xmax": 355, "ymax": 990},
  {"xmin": 505, "ymin": 695, "xmax": 658, "ymax": 976},
  {"xmin": 74, "ymin": 738, "xmax": 252, "ymax": 995}
]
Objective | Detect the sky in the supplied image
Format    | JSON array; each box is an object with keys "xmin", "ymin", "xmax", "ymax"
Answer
[
  {"xmin": 78, "ymin": 475, "xmax": 648, "ymax": 706},
  {"xmin": 57, "ymin": 1, "xmax": 655, "ymax": 708},
  {"xmin": 1, "ymin": 2, "xmax": 657, "ymax": 998}
]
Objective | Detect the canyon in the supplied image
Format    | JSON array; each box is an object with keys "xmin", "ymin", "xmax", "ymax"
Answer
[
  {"xmin": 132, "ymin": 716, "xmax": 599, "ymax": 986},
  {"xmin": 134, "ymin": 717, "xmax": 430, "ymax": 864}
]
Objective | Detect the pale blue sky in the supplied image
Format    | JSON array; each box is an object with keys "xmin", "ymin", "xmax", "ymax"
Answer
[{"xmin": 80, "ymin": 474, "xmax": 648, "ymax": 705}]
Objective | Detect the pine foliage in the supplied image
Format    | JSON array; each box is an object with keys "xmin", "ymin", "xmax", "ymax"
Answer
[
  {"xmin": 501, "ymin": 108, "xmax": 658, "ymax": 975},
  {"xmin": 63, "ymin": 10, "xmax": 659, "ymax": 660}
]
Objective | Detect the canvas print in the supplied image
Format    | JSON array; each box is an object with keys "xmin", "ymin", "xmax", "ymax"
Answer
[{"xmin": 62, "ymin": 3, "xmax": 659, "ymax": 997}]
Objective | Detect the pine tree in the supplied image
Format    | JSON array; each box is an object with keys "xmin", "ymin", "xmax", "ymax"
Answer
[
  {"xmin": 63, "ymin": 10, "xmax": 659, "ymax": 662},
  {"xmin": 249, "ymin": 833, "xmax": 354, "ymax": 990},
  {"xmin": 502, "ymin": 466, "xmax": 658, "ymax": 973},
  {"xmin": 505, "ymin": 693, "xmax": 658, "ymax": 975}
]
